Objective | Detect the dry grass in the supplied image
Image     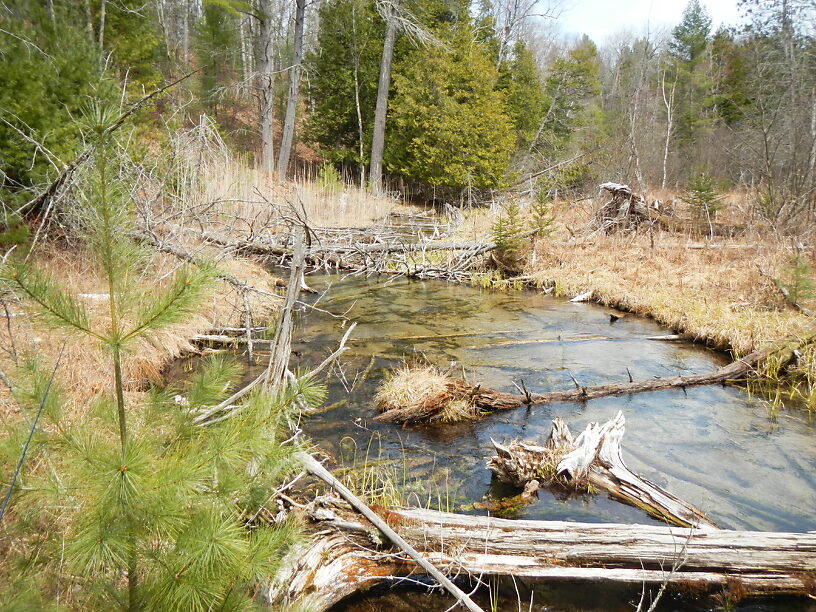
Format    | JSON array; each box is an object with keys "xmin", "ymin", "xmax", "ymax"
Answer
[
  {"xmin": 0, "ymin": 241, "xmax": 283, "ymax": 424},
  {"xmin": 375, "ymin": 364, "xmax": 479, "ymax": 423},
  {"xmin": 451, "ymin": 192, "xmax": 815, "ymax": 357},
  {"xmin": 190, "ymin": 155, "xmax": 414, "ymax": 230}
]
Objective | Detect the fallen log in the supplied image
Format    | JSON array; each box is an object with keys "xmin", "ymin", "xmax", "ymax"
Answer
[
  {"xmin": 269, "ymin": 505, "xmax": 816, "ymax": 610},
  {"xmin": 296, "ymin": 452, "xmax": 485, "ymax": 612},
  {"xmin": 488, "ymin": 411, "xmax": 716, "ymax": 529},
  {"xmin": 374, "ymin": 331, "xmax": 816, "ymax": 424}
]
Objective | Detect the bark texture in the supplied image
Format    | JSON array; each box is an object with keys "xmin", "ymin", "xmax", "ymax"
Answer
[{"xmin": 269, "ymin": 505, "xmax": 816, "ymax": 610}]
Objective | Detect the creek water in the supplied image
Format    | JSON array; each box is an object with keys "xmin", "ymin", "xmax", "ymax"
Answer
[
  {"xmin": 207, "ymin": 269, "xmax": 816, "ymax": 610},
  {"xmin": 292, "ymin": 271, "xmax": 816, "ymax": 534}
]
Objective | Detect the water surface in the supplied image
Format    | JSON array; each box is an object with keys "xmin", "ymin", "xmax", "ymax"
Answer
[{"xmin": 287, "ymin": 271, "xmax": 816, "ymax": 533}]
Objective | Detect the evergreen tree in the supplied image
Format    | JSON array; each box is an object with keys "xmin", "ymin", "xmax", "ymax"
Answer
[
  {"xmin": 669, "ymin": 0, "xmax": 713, "ymax": 146},
  {"xmin": 531, "ymin": 36, "xmax": 600, "ymax": 154},
  {"xmin": 0, "ymin": 103, "xmax": 312, "ymax": 609},
  {"xmin": 0, "ymin": 18, "xmax": 105, "ymax": 203},
  {"xmin": 305, "ymin": 0, "xmax": 385, "ymax": 167},
  {"xmin": 385, "ymin": 23, "xmax": 515, "ymax": 192},
  {"xmin": 500, "ymin": 40, "xmax": 547, "ymax": 149}
]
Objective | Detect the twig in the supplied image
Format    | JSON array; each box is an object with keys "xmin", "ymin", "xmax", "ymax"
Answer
[{"xmin": 0, "ymin": 341, "xmax": 65, "ymax": 521}]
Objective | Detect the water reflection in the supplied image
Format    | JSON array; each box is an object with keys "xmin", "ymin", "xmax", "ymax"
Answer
[{"xmin": 289, "ymin": 271, "xmax": 815, "ymax": 533}]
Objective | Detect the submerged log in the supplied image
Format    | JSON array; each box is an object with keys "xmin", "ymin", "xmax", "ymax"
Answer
[
  {"xmin": 374, "ymin": 330, "xmax": 816, "ymax": 424},
  {"xmin": 269, "ymin": 505, "xmax": 816, "ymax": 610},
  {"xmin": 488, "ymin": 412, "xmax": 716, "ymax": 529}
]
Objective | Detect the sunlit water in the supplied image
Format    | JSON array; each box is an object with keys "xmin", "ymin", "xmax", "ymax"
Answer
[
  {"xmin": 289, "ymin": 271, "xmax": 816, "ymax": 534},
  {"xmin": 179, "ymin": 269, "xmax": 816, "ymax": 610}
]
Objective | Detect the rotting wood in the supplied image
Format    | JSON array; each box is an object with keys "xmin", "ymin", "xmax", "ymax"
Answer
[
  {"xmin": 296, "ymin": 451, "xmax": 486, "ymax": 612},
  {"xmin": 269, "ymin": 504, "xmax": 816, "ymax": 610},
  {"xmin": 488, "ymin": 411, "xmax": 717, "ymax": 529},
  {"xmin": 374, "ymin": 330, "xmax": 816, "ymax": 424},
  {"xmin": 265, "ymin": 226, "xmax": 304, "ymax": 389}
]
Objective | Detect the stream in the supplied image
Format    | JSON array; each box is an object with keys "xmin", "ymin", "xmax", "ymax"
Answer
[
  {"xmin": 194, "ymin": 269, "xmax": 816, "ymax": 610},
  {"xmin": 293, "ymin": 272, "xmax": 816, "ymax": 534}
]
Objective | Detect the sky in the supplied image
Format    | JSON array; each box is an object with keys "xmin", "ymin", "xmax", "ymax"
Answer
[{"xmin": 557, "ymin": 0, "xmax": 744, "ymax": 43}]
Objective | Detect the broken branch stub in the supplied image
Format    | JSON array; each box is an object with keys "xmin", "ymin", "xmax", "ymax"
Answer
[{"xmin": 488, "ymin": 411, "xmax": 717, "ymax": 529}]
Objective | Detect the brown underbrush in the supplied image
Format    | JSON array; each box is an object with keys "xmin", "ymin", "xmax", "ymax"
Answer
[
  {"xmin": 450, "ymin": 189, "xmax": 816, "ymax": 409},
  {"xmin": 0, "ymin": 240, "xmax": 283, "ymax": 423}
]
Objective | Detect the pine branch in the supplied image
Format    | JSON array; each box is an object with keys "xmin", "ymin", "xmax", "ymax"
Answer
[
  {"xmin": 6, "ymin": 266, "xmax": 104, "ymax": 342},
  {"xmin": 121, "ymin": 267, "xmax": 213, "ymax": 344}
]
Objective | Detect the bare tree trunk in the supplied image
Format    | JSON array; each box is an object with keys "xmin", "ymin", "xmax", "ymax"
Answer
[
  {"xmin": 257, "ymin": 0, "xmax": 276, "ymax": 175},
  {"xmin": 83, "ymin": 0, "xmax": 94, "ymax": 44},
  {"xmin": 369, "ymin": 1, "xmax": 397, "ymax": 195},
  {"xmin": 351, "ymin": 0, "xmax": 366, "ymax": 184},
  {"xmin": 660, "ymin": 67, "xmax": 676, "ymax": 191},
  {"xmin": 98, "ymin": 0, "xmax": 106, "ymax": 59},
  {"xmin": 277, "ymin": 0, "xmax": 306, "ymax": 179},
  {"xmin": 181, "ymin": 0, "xmax": 190, "ymax": 64},
  {"xmin": 239, "ymin": 17, "xmax": 250, "ymax": 83}
]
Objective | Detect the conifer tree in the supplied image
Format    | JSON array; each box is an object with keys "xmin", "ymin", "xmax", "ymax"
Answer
[
  {"xmin": 386, "ymin": 23, "xmax": 514, "ymax": 193},
  {"xmin": 0, "ymin": 102, "xmax": 312, "ymax": 610}
]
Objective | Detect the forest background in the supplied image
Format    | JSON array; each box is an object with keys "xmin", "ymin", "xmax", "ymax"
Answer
[{"xmin": 1, "ymin": 0, "xmax": 814, "ymax": 230}]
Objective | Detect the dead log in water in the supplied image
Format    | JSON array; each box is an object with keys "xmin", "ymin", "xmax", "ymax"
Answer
[
  {"xmin": 374, "ymin": 331, "xmax": 816, "ymax": 424},
  {"xmin": 488, "ymin": 411, "xmax": 716, "ymax": 529},
  {"xmin": 269, "ymin": 505, "xmax": 816, "ymax": 610}
]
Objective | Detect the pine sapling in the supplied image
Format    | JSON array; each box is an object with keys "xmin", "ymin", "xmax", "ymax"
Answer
[
  {"xmin": 682, "ymin": 171, "xmax": 722, "ymax": 237},
  {"xmin": 491, "ymin": 201, "xmax": 525, "ymax": 264},
  {"xmin": 1, "ymin": 100, "xmax": 314, "ymax": 610},
  {"xmin": 780, "ymin": 255, "xmax": 815, "ymax": 305}
]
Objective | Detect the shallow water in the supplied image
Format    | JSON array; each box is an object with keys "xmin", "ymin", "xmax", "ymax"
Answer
[{"xmin": 288, "ymin": 271, "xmax": 816, "ymax": 534}]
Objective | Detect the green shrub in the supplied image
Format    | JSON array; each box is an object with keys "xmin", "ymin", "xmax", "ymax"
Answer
[
  {"xmin": 531, "ymin": 196, "xmax": 556, "ymax": 238},
  {"xmin": 317, "ymin": 162, "xmax": 343, "ymax": 195},
  {"xmin": 683, "ymin": 171, "xmax": 723, "ymax": 221},
  {"xmin": 780, "ymin": 255, "xmax": 815, "ymax": 304}
]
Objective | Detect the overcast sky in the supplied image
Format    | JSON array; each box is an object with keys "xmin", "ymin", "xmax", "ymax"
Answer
[{"xmin": 557, "ymin": 0, "xmax": 744, "ymax": 43}]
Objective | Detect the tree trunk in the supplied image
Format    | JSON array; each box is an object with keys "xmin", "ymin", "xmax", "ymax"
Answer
[
  {"xmin": 257, "ymin": 0, "xmax": 276, "ymax": 175},
  {"xmin": 98, "ymin": 0, "xmax": 106, "ymax": 60},
  {"xmin": 351, "ymin": 0, "xmax": 366, "ymax": 183},
  {"xmin": 368, "ymin": 1, "xmax": 397, "ymax": 195},
  {"xmin": 660, "ymin": 68, "xmax": 676, "ymax": 191},
  {"xmin": 269, "ymin": 506, "xmax": 816, "ymax": 611},
  {"xmin": 277, "ymin": 0, "xmax": 306, "ymax": 179}
]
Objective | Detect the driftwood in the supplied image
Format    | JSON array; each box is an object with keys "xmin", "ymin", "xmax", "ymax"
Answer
[
  {"xmin": 488, "ymin": 412, "xmax": 716, "ymax": 529},
  {"xmin": 374, "ymin": 330, "xmax": 816, "ymax": 424},
  {"xmin": 269, "ymin": 504, "xmax": 816, "ymax": 610},
  {"xmin": 296, "ymin": 452, "xmax": 485, "ymax": 612}
]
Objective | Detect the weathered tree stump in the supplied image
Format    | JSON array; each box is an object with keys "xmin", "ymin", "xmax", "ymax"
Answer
[{"xmin": 488, "ymin": 411, "xmax": 717, "ymax": 529}]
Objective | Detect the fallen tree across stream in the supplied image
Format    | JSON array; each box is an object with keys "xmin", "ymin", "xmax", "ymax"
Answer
[
  {"xmin": 268, "ymin": 503, "xmax": 816, "ymax": 610},
  {"xmin": 374, "ymin": 330, "xmax": 816, "ymax": 424}
]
